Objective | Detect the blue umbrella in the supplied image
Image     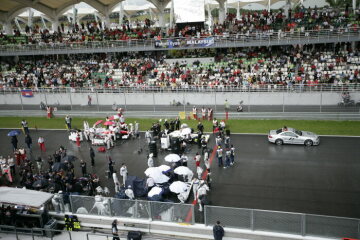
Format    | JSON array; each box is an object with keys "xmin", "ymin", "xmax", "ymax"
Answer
[{"xmin": 7, "ymin": 130, "xmax": 21, "ymax": 137}]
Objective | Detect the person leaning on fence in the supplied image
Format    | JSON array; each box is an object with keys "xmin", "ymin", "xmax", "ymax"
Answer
[
  {"xmin": 112, "ymin": 219, "xmax": 120, "ymax": 240},
  {"xmin": 213, "ymin": 220, "xmax": 225, "ymax": 240}
]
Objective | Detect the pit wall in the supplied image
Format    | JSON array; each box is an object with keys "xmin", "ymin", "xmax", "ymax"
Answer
[{"xmin": 1, "ymin": 92, "xmax": 359, "ymax": 106}]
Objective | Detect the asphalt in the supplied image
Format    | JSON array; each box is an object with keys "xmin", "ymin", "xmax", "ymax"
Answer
[{"xmin": 0, "ymin": 129, "xmax": 359, "ymax": 220}]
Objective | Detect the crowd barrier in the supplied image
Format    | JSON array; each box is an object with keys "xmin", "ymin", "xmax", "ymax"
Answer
[{"xmin": 49, "ymin": 195, "xmax": 360, "ymax": 239}]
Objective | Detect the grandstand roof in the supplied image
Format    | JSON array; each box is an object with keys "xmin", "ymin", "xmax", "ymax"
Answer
[{"xmin": 0, "ymin": 0, "xmax": 123, "ymax": 23}]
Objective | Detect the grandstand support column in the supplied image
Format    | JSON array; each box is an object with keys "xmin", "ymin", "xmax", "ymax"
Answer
[
  {"xmin": 149, "ymin": 0, "xmax": 171, "ymax": 28},
  {"xmin": 52, "ymin": 19, "xmax": 59, "ymax": 32},
  {"xmin": 169, "ymin": 0, "xmax": 174, "ymax": 29},
  {"xmin": 236, "ymin": 1, "xmax": 240, "ymax": 20},
  {"xmin": 28, "ymin": 8, "xmax": 34, "ymax": 29},
  {"xmin": 3, "ymin": 22, "xmax": 12, "ymax": 35},
  {"xmin": 119, "ymin": 2, "xmax": 124, "ymax": 25},
  {"xmin": 217, "ymin": 0, "xmax": 226, "ymax": 24},
  {"xmin": 40, "ymin": 16, "xmax": 47, "ymax": 30},
  {"xmin": 284, "ymin": 0, "xmax": 291, "ymax": 19},
  {"xmin": 353, "ymin": 0, "xmax": 356, "ymax": 14},
  {"xmin": 207, "ymin": 3, "xmax": 213, "ymax": 30},
  {"xmin": 268, "ymin": 0, "xmax": 271, "ymax": 12}
]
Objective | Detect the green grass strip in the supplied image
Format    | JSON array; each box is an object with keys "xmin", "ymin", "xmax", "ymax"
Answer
[{"xmin": 0, "ymin": 117, "xmax": 359, "ymax": 136}]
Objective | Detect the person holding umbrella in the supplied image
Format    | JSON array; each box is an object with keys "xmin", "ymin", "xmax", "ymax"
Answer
[
  {"xmin": 10, "ymin": 135, "xmax": 18, "ymax": 151},
  {"xmin": 80, "ymin": 160, "xmax": 87, "ymax": 176},
  {"xmin": 89, "ymin": 147, "xmax": 95, "ymax": 167},
  {"xmin": 25, "ymin": 134, "xmax": 32, "ymax": 150}
]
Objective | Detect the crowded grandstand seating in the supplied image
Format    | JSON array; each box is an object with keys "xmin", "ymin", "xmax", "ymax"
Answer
[
  {"xmin": 1, "ymin": 44, "xmax": 359, "ymax": 90},
  {"xmin": 1, "ymin": 6, "xmax": 359, "ymax": 46}
]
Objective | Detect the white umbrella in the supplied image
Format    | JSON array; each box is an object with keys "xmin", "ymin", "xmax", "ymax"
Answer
[
  {"xmin": 113, "ymin": 115, "xmax": 120, "ymax": 120},
  {"xmin": 180, "ymin": 128, "xmax": 192, "ymax": 135},
  {"xmin": 165, "ymin": 154, "xmax": 181, "ymax": 163},
  {"xmin": 158, "ymin": 165, "xmax": 171, "ymax": 171},
  {"xmin": 169, "ymin": 130, "xmax": 181, "ymax": 138},
  {"xmin": 169, "ymin": 181, "xmax": 188, "ymax": 194},
  {"xmin": 144, "ymin": 167, "xmax": 170, "ymax": 184},
  {"xmin": 148, "ymin": 186, "xmax": 163, "ymax": 197},
  {"xmin": 174, "ymin": 166, "xmax": 193, "ymax": 176},
  {"xmin": 180, "ymin": 123, "xmax": 188, "ymax": 129}
]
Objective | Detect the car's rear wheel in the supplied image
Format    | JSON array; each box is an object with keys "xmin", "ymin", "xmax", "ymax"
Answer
[
  {"xmin": 275, "ymin": 139, "xmax": 283, "ymax": 145},
  {"xmin": 304, "ymin": 140, "xmax": 313, "ymax": 146}
]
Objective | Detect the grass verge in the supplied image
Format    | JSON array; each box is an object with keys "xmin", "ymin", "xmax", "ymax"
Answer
[{"xmin": 0, "ymin": 117, "xmax": 359, "ymax": 136}]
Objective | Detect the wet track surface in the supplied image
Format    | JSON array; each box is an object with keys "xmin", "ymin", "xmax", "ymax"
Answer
[{"xmin": 0, "ymin": 129, "xmax": 359, "ymax": 219}]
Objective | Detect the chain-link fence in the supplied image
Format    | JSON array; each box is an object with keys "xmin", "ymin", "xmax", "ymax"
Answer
[
  {"xmin": 69, "ymin": 195, "xmax": 194, "ymax": 224},
  {"xmin": 204, "ymin": 205, "xmax": 360, "ymax": 239}
]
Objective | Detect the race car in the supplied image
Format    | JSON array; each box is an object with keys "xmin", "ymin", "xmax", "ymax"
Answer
[{"xmin": 268, "ymin": 127, "xmax": 320, "ymax": 146}]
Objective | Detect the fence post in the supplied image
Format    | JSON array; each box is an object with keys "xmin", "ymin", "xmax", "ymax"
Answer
[
  {"xmin": 250, "ymin": 209, "xmax": 254, "ymax": 231},
  {"xmin": 192, "ymin": 205, "xmax": 195, "ymax": 225},
  {"xmin": 31, "ymin": 228, "xmax": 35, "ymax": 240},
  {"xmin": 153, "ymin": 91, "xmax": 155, "ymax": 112},
  {"xmin": 320, "ymin": 91, "xmax": 322, "ymax": 113},
  {"xmin": 96, "ymin": 91, "xmax": 100, "ymax": 112},
  {"xmin": 123, "ymin": 91, "xmax": 127, "ymax": 111},
  {"xmin": 248, "ymin": 93, "xmax": 251, "ymax": 112},
  {"xmin": 19, "ymin": 92, "xmax": 24, "ymax": 111},
  {"xmin": 108, "ymin": 198, "xmax": 113, "ymax": 217},
  {"xmin": 282, "ymin": 91, "xmax": 285, "ymax": 113},
  {"xmin": 68, "ymin": 231, "xmax": 73, "ymax": 240},
  {"xmin": 301, "ymin": 214, "xmax": 306, "ymax": 236},
  {"xmin": 148, "ymin": 201, "xmax": 152, "ymax": 221},
  {"xmin": 69, "ymin": 91, "xmax": 73, "ymax": 111},
  {"xmin": 183, "ymin": 91, "xmax": 186, "ymax": 113},
  {"xmin": 214, "ymin": 89, "xmax": 217, "ymax": 115},
  {"xmin": 69, "ymin": 195, "xmax": 74, "ymax": 213},
  {"xmin": 204, "ymin": 206, "xmax": 207, "ymax": 226}
]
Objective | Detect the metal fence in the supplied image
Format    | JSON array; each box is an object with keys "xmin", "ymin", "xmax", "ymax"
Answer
[
  {"xmin": 1, "ymin": 85, "xmax": 360, "ymax": 114},
  {"xmin": 69, "ymin": 195, "xmax": 195, "ymax": 224},
  {"xmin": 1, "ymin": 84, "xmax": 360, "ymax": 94},
  {"xmin": 0, "ymin": 28, "xmax": 359, "ymax": 55},
  {"xmin": 204, "ymin": 205, "xmax": 360, "ymax": 239}
]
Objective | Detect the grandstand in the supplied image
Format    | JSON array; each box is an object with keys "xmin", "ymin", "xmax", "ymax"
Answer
[{"xmin": 0, "ymin": 1, "xmax": 360, "ymax": 240}]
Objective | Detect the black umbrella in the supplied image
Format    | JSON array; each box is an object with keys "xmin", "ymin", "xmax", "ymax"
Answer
[
  {"xmin": 52, "ymin": 162, "xmax": 67, "ymax": 172},
  {"xmin": 61, "ymin": 155, "xmax": 77, "ymax": 162},
  {"xmin": 32, "ymin": 179, "xmax": 49, "ymax": 189}
]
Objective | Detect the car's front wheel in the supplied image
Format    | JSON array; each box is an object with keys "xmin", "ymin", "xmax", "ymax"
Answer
[
  {"xmin": 275, "ymin": 139, "xmax": 283, "ymax": 145},
  {"xmin": 304, "ymin": 140, "xmax": 313, "ymax": 146}
]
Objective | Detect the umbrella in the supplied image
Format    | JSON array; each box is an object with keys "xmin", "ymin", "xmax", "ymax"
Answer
[
  {"xmin": 104, "ymin": 121, "xmax": 115, "ymax": 126},
  {"xmin": 158, "ymin": 165, "xmax": 171, "ymax": 172},
  {"xmin": 169, "ymin": 181, "xmax": 188, "ymax": 194},
  {"xmin": 180, "ymin": 128, "xmax": 191, "ymax": 135},
  {"xmin": 165, "ymin": 154, "xmax": 181, "ymax": 163},
  {"xmin": 174, "ymin": 166, "xmax": 193, "ymax": 176},
  {"xmin": 7, "ymin": 130, "xmax": 21, "ymax": 137},
  {"xmin": 61, "ymin": 155, "xmax": 77, "ymax": 162},
  {"xmin": 144, "ymin": 167, "xmax": 170, "ymax": 184},
  {"xmin": 169, "ymin": 130, "xmax": 181, "ymax": 138},
  {"xmin": 148, "ymin": 186, "xmax": 163, "ymax": 197},
  {"xmin": 52, "ymin": 162, "xmax": 67, "ymax": 172},
  {"xmin": 180, "ymin": 123, "xmax": 188, "ymax": 129},
  {"xmin": 32, "ymin": 179, "xmax": 49, "ymax": 189},
  {"xmin": 94, "ymin": 120, "xmax": 103, "ymax": 126},
  {"xmin": 109, "ymin": 115, "xmax": 120, "ymax": 120}
]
